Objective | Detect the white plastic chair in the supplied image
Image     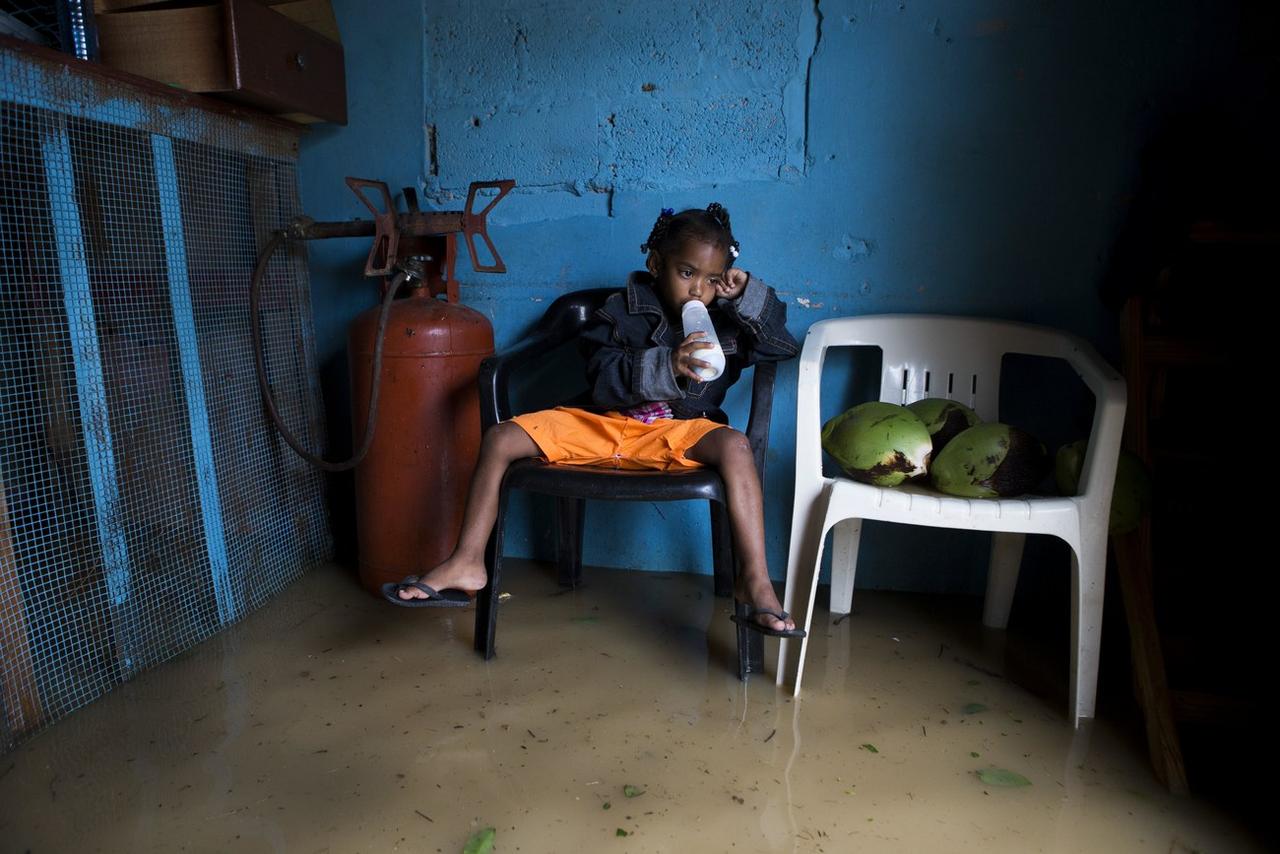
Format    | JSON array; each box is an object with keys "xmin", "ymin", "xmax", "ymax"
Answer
[{"xmin": 777, "ymin": 315, "xmax": 1126, "ymax": 726}]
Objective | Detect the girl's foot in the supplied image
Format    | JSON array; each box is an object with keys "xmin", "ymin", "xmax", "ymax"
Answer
[
  {"xmin": 735, "ymin": 575, "xmax": 797, "ymax": 633},
  {"xmin": 394, "ymin": 555, "xmax": 487, "ymax": 602}
]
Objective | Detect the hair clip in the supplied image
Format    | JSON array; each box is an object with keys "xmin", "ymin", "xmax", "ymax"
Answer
[
  {"xmin": 728, "ymin": 244, "xmax": 740, "ymax": 259},
  {"xmin": 661, "ymin": 207, "xmax": 674, "ymax": 217}
]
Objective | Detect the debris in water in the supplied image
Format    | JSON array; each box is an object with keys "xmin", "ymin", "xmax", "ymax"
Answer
[
  {"xmin": 976, "ymin": 768, "xmax": 1031, "ymax": 787},
  {"xmin": 461, "ymin": 826, "xmax": 495, "ymax": 854}
]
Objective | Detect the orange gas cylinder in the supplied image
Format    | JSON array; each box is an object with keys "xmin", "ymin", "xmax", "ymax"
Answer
[{"xmin": 347, "ymin": 283, "xmax": 494, "ymax": 594}]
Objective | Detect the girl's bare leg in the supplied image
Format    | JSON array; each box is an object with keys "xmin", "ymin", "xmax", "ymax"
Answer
[
  {"xmin": 686, "ymin": 428, "xmax": 795, "ymax": 632},
  {"xmin": 395, "ymin": 422, "xmax": 538, "ymax": 600}
]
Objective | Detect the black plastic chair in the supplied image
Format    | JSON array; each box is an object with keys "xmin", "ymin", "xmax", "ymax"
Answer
[{"xmin": 472, "ymin": 288, "xmax": 779, "ymax": 679}]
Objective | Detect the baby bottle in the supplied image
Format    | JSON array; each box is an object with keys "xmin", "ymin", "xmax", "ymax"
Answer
[{"xmin": 680, "ymin": 300, "xmax": 726, "ymax": 381}]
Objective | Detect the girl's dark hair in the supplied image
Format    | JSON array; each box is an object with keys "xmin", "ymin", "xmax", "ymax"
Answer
[{"xmin": 640, "ymin": 203, "xmax": 740, "ymax": 266}]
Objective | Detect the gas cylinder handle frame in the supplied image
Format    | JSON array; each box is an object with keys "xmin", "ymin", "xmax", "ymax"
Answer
[
  {"xmin": 463, "ymin": 179, "xmax": 516, "ymax": 274},
  {"xmin": 345, "ymin": 177, "xmax": 400, "ymax": 277}
]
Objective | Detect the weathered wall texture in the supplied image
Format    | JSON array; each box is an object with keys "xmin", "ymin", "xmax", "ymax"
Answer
[{"xmin": 302, "ymin": 0, "xmax": 1264, "ymax": 592}]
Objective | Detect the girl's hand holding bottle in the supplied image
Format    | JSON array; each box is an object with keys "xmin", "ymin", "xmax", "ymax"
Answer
[
  {"xmin": 677, "ymin": 300, "xmax": 726, "ymax": 381},
  {"xmin": 672, "ymin": 332, "xmax": 715, "ymax": 381}
]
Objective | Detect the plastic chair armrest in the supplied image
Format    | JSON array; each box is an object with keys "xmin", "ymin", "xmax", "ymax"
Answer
[
  {"xmin": 1060, "ymin": 338, "xmax": 1128, "ymax": 505},
  {"xmin": 745, "ymin": 360, "xmax": 777, "ymax": 481}
]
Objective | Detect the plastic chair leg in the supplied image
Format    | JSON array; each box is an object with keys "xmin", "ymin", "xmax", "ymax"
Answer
[
  {"xmin": 474, "ymin": 486, "xmax": 511, "ymax": 660},
  {"xmin": 778, "ymin": 486, "xmax": 834, "ymax": 694},
  {"xmin": 1069, "ymin": 540, "xmax": 1106, "ymax": 726},
  {"xmin": 982, "ymin": 532, "xmax": 1026, "ymax": 629},
  {"xmin": 829, "ymin": 518, "xmax": 863, "ymax": 615},
  {"xmin": 714, "ymin": 500, "xmax": 764, "ymax": 678},
  {"xmin": 710, "ymin": 501, "xmax": 733, "ymax": 598},
  {"xmin": 556, "ymin": 497, "xmax": 585, "ymax": 588},
  {"xmin": 735, "ymin": 600, "xmax": 765, "ymax": 679}
]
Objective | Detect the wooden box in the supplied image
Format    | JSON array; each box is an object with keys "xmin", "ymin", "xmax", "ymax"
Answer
[{"xmin": 95, "ymin": 0, "xmax": 346, "ymax": 124}]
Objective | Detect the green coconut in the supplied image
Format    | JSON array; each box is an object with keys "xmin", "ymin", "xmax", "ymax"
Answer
[
  {"xmin": 931, "ymin": 423, "xmax": 1049, "ymax": 498},
  {"xmin": 821, "ymin": 402, "xmax": 933, "ymax": 487},
  {"xmin": 1055, "ymin": 440, "xmax": 1153, "ymax": 535},
  {"xmin": 905, "ymin": 398, "xmax": 981, "ymax": 456}
]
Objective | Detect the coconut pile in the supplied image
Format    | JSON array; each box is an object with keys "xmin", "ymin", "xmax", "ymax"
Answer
[
  {"xmin": 821, "ymin": 399, "xmax": 1048, "ymax": 498},
  {"xmin": 820, "ymin": 399, "xmax": 1151, "ymax": 533}
]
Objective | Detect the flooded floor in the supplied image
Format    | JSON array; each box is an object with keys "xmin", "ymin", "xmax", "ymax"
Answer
[{"xmin": 2, "ymin": 560, "xmax": 1264, "ymax": 853}]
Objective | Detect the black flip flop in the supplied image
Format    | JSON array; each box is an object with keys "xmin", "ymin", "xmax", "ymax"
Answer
[
  {"xmin": 381, "ymin": 575, "xmax": 473, "ymax": 608},
  {"xmin": 730, "ymin": 603, "xmax": 806, "ymax": 638}
]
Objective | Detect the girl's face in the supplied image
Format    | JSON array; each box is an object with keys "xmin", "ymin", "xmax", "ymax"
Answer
[{"xmin": 647, "ymin": 239, "xmax": 729, "ymax": 314}]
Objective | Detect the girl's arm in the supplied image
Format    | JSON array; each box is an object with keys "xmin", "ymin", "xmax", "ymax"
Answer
[
  {"xmin": 721, "ymin": 273, "xmax": 800, "ymax": 362},
  {"xmin": 580, "ymin": 299, "xmax": 685, "ymax": 407}
]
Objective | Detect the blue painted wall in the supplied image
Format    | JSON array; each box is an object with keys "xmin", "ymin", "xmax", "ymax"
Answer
[
  {"xmin": 300, "ymin": 0, "xmax": 1264, "ymax": 592},
  {"xmin": 296, "ymin": 0, "xmax": 424, "ymax": 560}
]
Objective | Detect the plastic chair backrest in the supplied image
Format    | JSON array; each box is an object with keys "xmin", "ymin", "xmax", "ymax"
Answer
[
  {"xmin": 534, "ymin": 287, "xmax": 618, "ymax": 346},
  {"xmin": 823, "ymin": 314, "xmax": 1090, "ymax": 419},
  {"xmin": 799, "ymin": 314, "xmax": 1100, "ymax": 487},
  {"xmin": 874, "ymin": 319, "xmax": 1007, "ymax": 422}
]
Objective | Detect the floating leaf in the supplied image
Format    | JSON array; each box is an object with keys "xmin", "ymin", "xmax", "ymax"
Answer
[
  {"xmin": 976, "ymin": 768, "xmax": 1031, "ymax": 787},
  {"xmin": 970, "ymin": 751, "xmax": 980, "ymax": 758},
  {"xmin": 860, "ymin": 743, "xmax": 879, "ymax": 753},
  {"xmin": 616, "ymin": 828, "xmax": 629, "ymax": 837},
  {"xmin": 461, "ymin": 827, "xmax": 496, "ymax": 854},
  {"xmin": 961, "ymin": 703, "xmax": 988, "ymax": 715},
  {"xmin": 602, "ymin": 802, "xmax": 611, "ymax": 810},
  {"xmin": 623, "ymin": 785, "xmax": 645, "ymax": 798}
]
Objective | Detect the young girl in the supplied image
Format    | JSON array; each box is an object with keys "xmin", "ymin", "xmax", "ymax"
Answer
[{"xmin": 383, "ymin": 203, "xmax": 804, "ymax": 637}]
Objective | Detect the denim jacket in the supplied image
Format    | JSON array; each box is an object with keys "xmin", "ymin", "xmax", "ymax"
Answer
[{"xmin": 579, "ymin": 271, "xmax": 799, "ymax": 423}]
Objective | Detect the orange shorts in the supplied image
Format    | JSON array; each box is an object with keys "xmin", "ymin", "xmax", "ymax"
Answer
[{"xmin": 511, "ymin": 407, "xmax": 724, "ymax": 471}]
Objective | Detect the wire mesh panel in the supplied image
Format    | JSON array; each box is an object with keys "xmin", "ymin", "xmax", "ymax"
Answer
[{"xmin": 0, "ymin": 41, "xmax": 331, "ymax": 752}]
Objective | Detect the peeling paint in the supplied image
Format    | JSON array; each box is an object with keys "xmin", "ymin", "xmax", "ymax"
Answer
[
  {"xmin": 1, "ymin": 52, "xmax": 295, "ymax": 159},
  {"xmin": 834, "ymin": 234, "xmax": 875, "ymax": 261}
]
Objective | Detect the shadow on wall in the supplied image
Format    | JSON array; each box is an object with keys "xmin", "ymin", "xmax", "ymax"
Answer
[{"xmin": 319, "ymin": 351, "xmax": 357, "ymax": 566}]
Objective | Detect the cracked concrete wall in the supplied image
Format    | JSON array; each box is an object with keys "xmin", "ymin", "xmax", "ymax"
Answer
[
  {"xmin": 426, "ymin": 0, "xmax": 806, "ymax": 205},
  {"xmin": 301, "ymin": 0, "xmax": 1260, "ymax": 591}
]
